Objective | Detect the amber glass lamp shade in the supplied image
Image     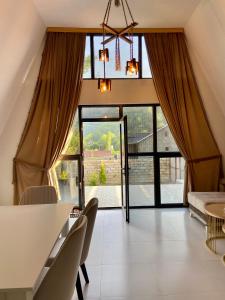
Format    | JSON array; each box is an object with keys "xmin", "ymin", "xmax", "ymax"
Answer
[
  {"xmin": 126, "ymin": 58, "xmax": 139, "ymax": 75},
  {"xmin": 99, "ymin": 48, "xmax": 109, "ymax": 62},
  {"xmin": 98, "ymin": 78, "xmax": 111, "ymax": 93}
]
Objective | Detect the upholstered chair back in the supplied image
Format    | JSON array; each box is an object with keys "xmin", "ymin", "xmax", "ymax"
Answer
[
  {"xmin": 34, "ymin": 215, "xmax": 87, "ymax": 300},
  {"xmin": 80, "ymin": 198, "xmax": 98, "ymax": 264},
  {"xmin": 20, "ymin": 186, "xmax": 57, "ymax": 205}
]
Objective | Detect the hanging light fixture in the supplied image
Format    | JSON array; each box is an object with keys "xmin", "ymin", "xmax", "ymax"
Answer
[
  {"xmin": 98, "ymin": 0, "xmax": 138, "ymax": 92},
  {"xmin": 126, "ymin": 58, "xmax": 139, "ymax": 75},
  {"xmin": 98, "ymin": 78, "xmax": 112, "ymax": 93},
  {"xmin": 99, "ymin": 48, "xmax": 109, "ymax": 62},
  {"xmin": 98, "ymin": 37, "xmax": 111, "ymax": 93},
  {"xmin": 126, "ymin": 35, "xmax": 139, "ymax": 75}
]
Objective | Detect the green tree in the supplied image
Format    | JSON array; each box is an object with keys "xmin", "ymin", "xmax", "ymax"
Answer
[
  {"xmin": 84, "ymin": 133, "xmax": 95, "ymax": 150},
  {"xmin": 100, "ymin": 131, "xmax": 115, "ymax": 151},
  {"xmin": 83, "ymin": 55, "xmax": 91, "ymax": 74},
  {"xmin": 99, "ymin": 161, "xmax": 107, "ymax": 185},
  {"xmin": 63, "ymin": 114, "xmax": 80, "ymax": 154},
  {"xmin": 88, "ymin": 172, "xmax": 99, "ymax": 186},
  {"xmin": 157, "ymin": 108, "xmax": 167, "ymax": 128},
  {"xmin": 66, "ymin": 129, "xmax": 79, "ymax": 154}
]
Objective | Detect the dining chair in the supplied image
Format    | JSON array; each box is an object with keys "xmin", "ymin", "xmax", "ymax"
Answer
[
  {"xmin": 34, "ymin": 215, "xmax": 87, "ymax": 300},
  {"xmin": 46, "ymin": 198, "xmax": 99, "ymax": 300},
  {"xmin": 20, "ymin": 185, "xmax": 57, "ymax": 205},
  {"xmin": 76, "ymin": 198, "xmax": 98, "ymax": 300}
]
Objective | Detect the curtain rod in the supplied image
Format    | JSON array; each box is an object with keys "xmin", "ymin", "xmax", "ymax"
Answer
[{"xmin": 47, "ymin": 27, "xmax": 184, "ymax": 33}]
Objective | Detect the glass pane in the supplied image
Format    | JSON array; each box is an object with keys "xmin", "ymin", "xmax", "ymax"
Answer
[
  {"xmin": 160, "ymin": 157, "xmax": 185, "ymax": 204},
  {"xmin": 129, "ymin": 156, "xmax": 154, "ymax": 206},
  {"xmin": 82, "ymin": 106, "xmax": 119, "ymax": 119},
  {"xmin": 142, "ymin": 36, "xmax": 152, "ymax": 78},
  {"xmin": 123, "ymin": 106, "xmax": 153, "ymax": 153},
  {"xmin": 94, "ymin": 35, "xmax": 139, "ymax": 78},
  {"xmin": 157, "ymin": 107, "xmax": 179, "ymax": 152},
  {"xmin": 83, "ymin": 36, "xmax": 91, "ymax": 78},
  {"xmin": 51, "ymin": 160, "xmax": 80, "ymax": 205},
  {"xmin": 83, "ymin": 121, "xmax": 121, "ymax": 208},
  {"xmin": 62, "ymin": 113, "xmax": 80, "ymax": 155}
]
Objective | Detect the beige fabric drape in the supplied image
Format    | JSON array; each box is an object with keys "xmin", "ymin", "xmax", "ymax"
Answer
[
  {"xmin": 13, "ymin": 32, "xmax": 86, "ymax": 204},
  {"xmin": 144, "ymin": 33, "xmax": 221, "ymax": 204}
]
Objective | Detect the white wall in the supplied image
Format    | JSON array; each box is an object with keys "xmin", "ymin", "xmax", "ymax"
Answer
[
  {"xmin": 0, "ymin": 0, "xmax": 45, "ymax": 135},
  {"xmin": 80, "ymin": 79, "xmax": 158, "ymax": 105},
  {"xmin": 0, "ymin": 45, "xmax": 44, "ymax": 205},
  {"xmin": 0, "ymin": 0, "xmax": 45, "ymax": 205},
  {"xmin": 185, "ymin": 0, "xmax": 225, "ymax": 171}
]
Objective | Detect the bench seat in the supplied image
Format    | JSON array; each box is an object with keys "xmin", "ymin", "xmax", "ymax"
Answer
[{"xmin": 188, "ymin": 192, "xmax": 225, "ymax": 224}]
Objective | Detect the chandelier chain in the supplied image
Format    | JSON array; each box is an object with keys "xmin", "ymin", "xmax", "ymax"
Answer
[
  {"xmin": 106, "ymin": 0, "xmax": 112, "ymax": 24},
  {"xmin": 121, "ymin": 0, "xmax": 128, "ymax": 28},
  {"xmin": 103, "ymin": 0, "xmax": 112, "ymax": 24},
  {"xmin": 124, "ymin": 0, "xmax": 135, "ymax": 23}
]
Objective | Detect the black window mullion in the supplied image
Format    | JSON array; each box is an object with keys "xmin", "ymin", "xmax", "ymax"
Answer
[
  {"xmin": 79, "ymin": 106, "xmax": 85, "ymax": 209},
  {"xmin": 138, "ymin": 34, "xmax": 142, "ymax": 79},
  {"xmin": 119, "ymin": 105, "xmax": 123, "ymax": 119},
  {"xmin": 153, "ymin": 106, "xmax": 161, "ymax": 207},
  {"xmin": 153, "ymin": 106, "xmax": 157, "ymax": 153},
  {"xmin": 90, "ymin": 33, "xmax": 144, "ymax": 80},
  {"xmin": 90, "ymin": 34, "xmax": 95, "ymax": 79}
]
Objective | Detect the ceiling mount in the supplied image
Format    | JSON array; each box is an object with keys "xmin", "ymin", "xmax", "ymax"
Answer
[
  {"xmin": 101, "ymin": 0, "xmax": 138, "ymax": 47},
  {"xmin": 114, "ymin": 0, "xmax": 120, "ymax": 7}
]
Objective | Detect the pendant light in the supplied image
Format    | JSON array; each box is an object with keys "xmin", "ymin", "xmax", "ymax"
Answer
[
  {"xmin": 98, "ymin": 0, "xmax": 139, "ymax": 92},
  {"xmin": 126, "ymin": 34, "xmax": 139, "ymax": 75}
]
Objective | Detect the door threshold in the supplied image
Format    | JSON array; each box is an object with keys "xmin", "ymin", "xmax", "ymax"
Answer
[{"xmin": 98, "ymin": 207, "xmax": 122, "ymax": 210}]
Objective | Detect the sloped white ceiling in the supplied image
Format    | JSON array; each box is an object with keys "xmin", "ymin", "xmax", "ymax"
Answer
[
  {"xmin": 185, "ymin": 0, "xmax": 225, "ymax": 169},
  {"xmin": 0, "ymin": 0, "xmax": 45, "ymax": 136},
  {"xmin": 32, "ymin": 0, "xmax": 201, "ymax": 27}
]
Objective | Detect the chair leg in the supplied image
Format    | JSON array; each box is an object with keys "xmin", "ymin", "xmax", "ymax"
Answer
[
  {"xmin": 81, "ymin": 263, "xmax": 89, "ymax": 284},
  {"xmin": 76, "ymin": 272, "xmax": 83, "ymax": 300}
]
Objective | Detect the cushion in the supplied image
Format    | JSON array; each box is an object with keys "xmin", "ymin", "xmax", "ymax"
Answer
[{"xmin": 188, "ymin": 192, "xmax": 225, "ymax": 214}]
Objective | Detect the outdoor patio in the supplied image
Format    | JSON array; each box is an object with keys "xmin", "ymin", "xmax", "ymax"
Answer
[{"xmin": 85, "ymin": 182, "xmax": 184, "ymax": 207}]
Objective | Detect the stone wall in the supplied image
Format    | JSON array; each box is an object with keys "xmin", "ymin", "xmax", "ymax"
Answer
[
  {"xmin": 84, "ymin": 158, "xmax": 121, "ymax": 185},
  {"xmin": 84, "ymin": 157, "xmax": 184, "ymax": 186}
]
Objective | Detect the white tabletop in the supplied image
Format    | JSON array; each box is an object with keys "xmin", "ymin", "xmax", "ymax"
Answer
[{"xmin": 0, "ymin": 203, "xmax": 73, "ymax": 292}]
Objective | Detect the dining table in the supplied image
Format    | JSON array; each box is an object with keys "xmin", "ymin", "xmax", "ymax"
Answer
[{"xmin": 0, "ymin": 203, "xmax": 74, "ymax": 300}]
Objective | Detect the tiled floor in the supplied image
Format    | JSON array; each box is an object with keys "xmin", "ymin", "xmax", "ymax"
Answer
[{"xmin": 73, "ymin": 208, "xmax": 225, "ymax": 300}]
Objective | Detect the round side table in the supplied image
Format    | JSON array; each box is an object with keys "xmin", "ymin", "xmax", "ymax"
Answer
[{"xmin": 205, "ymin": 203, "xmax": 225, "ymax": 254}]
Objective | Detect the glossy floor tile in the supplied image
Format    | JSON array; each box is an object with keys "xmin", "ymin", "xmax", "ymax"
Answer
[{"xmin": 73, "ymin": 208, "xmax": 225, "ymax": 300}]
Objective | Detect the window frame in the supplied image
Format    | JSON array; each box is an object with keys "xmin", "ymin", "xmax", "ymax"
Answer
[
  {"xmin": 79, "ymin": 104, "xmax": 184, "ymax": 208},
  {"xmin": 83, "ymin": 33, "xmax": 152, "ymax": 80}
]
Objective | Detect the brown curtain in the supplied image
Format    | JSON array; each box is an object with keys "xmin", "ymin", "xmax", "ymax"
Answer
[
  {"xmin": 144, "ymin": 33, "xmax": 221, "ymax": 204},
  {"xmin": 13, "ymin": 32, "xmax": 86, "ymax": 204}
]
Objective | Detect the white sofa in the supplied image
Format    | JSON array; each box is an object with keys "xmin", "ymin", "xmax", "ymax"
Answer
[{"xmin": 188, "ymin": 192, "xmax": 225, "ymax": 224}]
